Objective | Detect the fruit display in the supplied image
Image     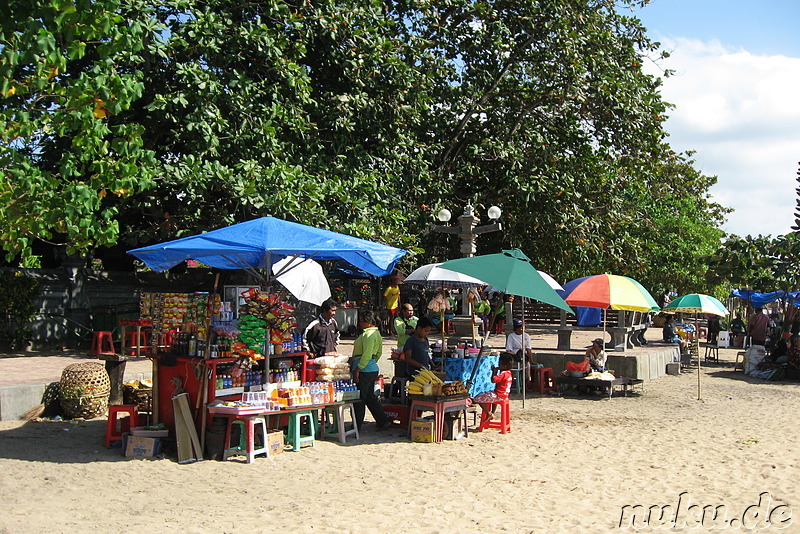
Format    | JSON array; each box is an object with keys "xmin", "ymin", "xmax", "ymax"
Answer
[{"xmin": 406, "ymin": 368, "xmax": 443, "ymax": 396}]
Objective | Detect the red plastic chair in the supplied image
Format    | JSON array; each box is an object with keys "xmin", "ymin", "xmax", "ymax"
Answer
[{"xmin": 477, "ymin": 398, "xmax": 511, "ymax": 434}]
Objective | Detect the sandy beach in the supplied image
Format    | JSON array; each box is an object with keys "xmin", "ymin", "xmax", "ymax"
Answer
[{"xmin": 1, "ymin": 332, "xmax": 798, "ymax": 533}]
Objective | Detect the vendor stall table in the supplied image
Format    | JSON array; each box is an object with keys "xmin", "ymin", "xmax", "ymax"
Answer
[
  {"xmin": 407, "ymin": 393, "xmax": 470, "ymax": 443},
  {"xmin": 555, "ymin": 376, "xmax": 643, "ymax": 399},
  {"xmin": 211, "ymin": 401, "xmax": 360, "ymax": 448}
]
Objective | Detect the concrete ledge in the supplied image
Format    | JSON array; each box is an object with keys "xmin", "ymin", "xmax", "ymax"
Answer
[
  {"xmin": 0, "ymin": 370, "xmax": 152, "ymax": 421},
  {"xmin": 0, "ymin": 383, "xmax": 49, "ymax": 421},
  {"xmin": 531, "ymin": 346, "xmax": 680, "ymax": 381}
]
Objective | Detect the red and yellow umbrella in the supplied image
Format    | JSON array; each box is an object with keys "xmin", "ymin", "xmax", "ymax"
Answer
[{"xmin": 561, "ymin": 274, "xmax": 659, "ymax": 312}]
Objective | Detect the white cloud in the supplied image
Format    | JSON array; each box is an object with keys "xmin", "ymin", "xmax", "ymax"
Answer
[{"xmin": 647, "ymin": 38, "xmax": 800, "ymax": 237}]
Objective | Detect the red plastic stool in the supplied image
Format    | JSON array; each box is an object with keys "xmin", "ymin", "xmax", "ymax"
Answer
[
  {"xmin": 105, "ymin": 404, "xmax": 139, "ymax": 447},
  {"xmin": 90, "ymin": 331, "xmax": 116, "ymax": 356},
  {"xmin": 532, "ymin": 367, "xmax": 557, "ymax": 394},
  {"xmin": 477, "ymin": 398, "xmax": 511, "ymax": 434},
  {"xmin": 123, "ymin": 329, "xmax": 151, "ymax": 356}
]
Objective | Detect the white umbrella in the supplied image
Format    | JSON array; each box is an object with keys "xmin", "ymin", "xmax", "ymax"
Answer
[
  {"xmin": 272, "ymin": 256, "xmax": 331, "ymax": 306},
  {"xmin": 404, "ymin": 263, "xmax": 487, "ymax": 348},
  {"xmin": 404, "ymin": 262, "xmax": 487, "ymax": 287}
]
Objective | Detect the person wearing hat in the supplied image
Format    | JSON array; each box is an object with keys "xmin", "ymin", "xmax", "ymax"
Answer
[
  {"xmin": 505, "ymin": 319, "xmax": 534, "ymax": 379},
  {"xmin": 585, "ymin": 338, "xmax": 607, "ymax": 372}
]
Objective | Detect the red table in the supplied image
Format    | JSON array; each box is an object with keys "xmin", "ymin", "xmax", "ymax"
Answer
[{"xmin": 407, "ymin": 393, "xmax": 470, "ymax": 443}]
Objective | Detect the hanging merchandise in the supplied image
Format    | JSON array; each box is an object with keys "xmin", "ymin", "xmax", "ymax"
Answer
[{"xmin": 238, "ymin": 292, "xmax": 298, "ymax": 350}]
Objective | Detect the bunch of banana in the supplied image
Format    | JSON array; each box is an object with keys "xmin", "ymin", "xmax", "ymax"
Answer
[
  {"xmin": 414, "ymin": 368, "xmax": 444, "ymax": 385},
  {"xmin": 406, "ymin": 368, "xmax": 444, "ymax": 395},
  {"xmin": 406, "ymin": 381, "xmax": 424, "ymax": 395}
]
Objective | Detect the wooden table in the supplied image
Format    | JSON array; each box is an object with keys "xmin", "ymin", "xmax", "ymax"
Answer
[
  {"xmin": 407, "ymin": 393, "xmax": 470, "ymax": 443},
  {"xmin": 555, "ymin": 376, "xmax": 643, "ymax": 399}
]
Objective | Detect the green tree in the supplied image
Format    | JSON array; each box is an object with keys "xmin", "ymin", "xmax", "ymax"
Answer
[{"xmin": 0, "ymin": 0, "xmax": 164, "ymax": 261}]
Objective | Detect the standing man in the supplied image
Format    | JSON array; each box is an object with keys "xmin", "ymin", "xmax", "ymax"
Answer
[
  {"xmin": 304, "ymin": 299, "xmax": 340, "ymax": 357},
  {"xmin": 394, "ymin": 303, "xmax": 418, "ymax": 349},
  {"xmin": 748, "ymin": 307, "xmax": 770, "ymax": 347},
  {"xmin": 383, "ymin": 276, "xmax": 401, "ymax": 330},
  {"xmin": 352, "ymin": 310, "xmax": 391, "ymax": 431}
]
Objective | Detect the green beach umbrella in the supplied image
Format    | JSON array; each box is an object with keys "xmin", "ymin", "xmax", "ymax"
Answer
[
  {"xmin": 442, "ymin": 249, "xmax": 573, "ymax": 408},
  {"xmin": 661, "ymin": 293, "xmax": 728, "ymax": 401},
  {"xmin": 662, "ymin": 294, "xmax": 729, "ymax": 316},
  {"xmin": 441, "ymin": 249, "xmax": 573, "ymax": 314}
]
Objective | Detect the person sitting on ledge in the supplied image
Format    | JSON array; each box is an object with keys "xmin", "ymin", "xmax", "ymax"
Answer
[{"xmin": 584, "ymin": 338, "xmax": 607, "ymax": 373}]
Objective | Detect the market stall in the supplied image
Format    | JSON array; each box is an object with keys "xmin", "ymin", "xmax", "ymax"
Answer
[{"xmin": 126, "ymin": 216, "xmax": 407, "ymax": 458}]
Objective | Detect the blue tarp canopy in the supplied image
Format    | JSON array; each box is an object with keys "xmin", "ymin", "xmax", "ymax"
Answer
[
  {"xmin": 731, "ymin": 289, "xmax": 800, "ymax": 307},
  {"xmin": 127, "ymin": 217, "xmax": 407, "ymax": 277}
]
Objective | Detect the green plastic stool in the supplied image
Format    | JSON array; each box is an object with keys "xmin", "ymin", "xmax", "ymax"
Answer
[
  {"xmin": 286, "ymin": 410, "xmax": 316, "ymax": 451},
  {"xmin": 510, "ymin": 368, "xmax": 523, "ymax": 394}
]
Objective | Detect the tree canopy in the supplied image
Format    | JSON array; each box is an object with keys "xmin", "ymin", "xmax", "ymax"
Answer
[{"xmin": 2, "ymin": 0, "xmax": 729, "ymax": 293}]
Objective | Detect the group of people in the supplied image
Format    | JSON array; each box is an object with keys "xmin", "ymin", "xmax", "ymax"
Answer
[
  {"xmin": 659, "ymin": 307, "xmax": 775, "ymax": 352},
  {"xmin": 305, "ymin": 291, "xmax": 614, "ymax": 429}
]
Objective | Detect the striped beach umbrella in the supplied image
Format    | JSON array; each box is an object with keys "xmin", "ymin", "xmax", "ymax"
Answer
[{"xmin": 561, "ymin": 274, "xmax": 659, "ymax": 312}]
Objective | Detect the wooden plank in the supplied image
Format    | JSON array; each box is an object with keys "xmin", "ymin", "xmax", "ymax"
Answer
[
  {"xmin": 172, "ymin": 395, "xmax": 195, "ymax": 463},
  {"xmin": 172, "ymin": 393, "xmax": 203, "ymax": 463}
]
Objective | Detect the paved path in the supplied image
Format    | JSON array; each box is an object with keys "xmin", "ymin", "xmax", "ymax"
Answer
[
  {"xmin": 0, "ymin": 333, "xmax": 510, "ymax": 387},
  {"xmin": 3, "ymin": 328, "xmax": 698, "ymax": 387}
]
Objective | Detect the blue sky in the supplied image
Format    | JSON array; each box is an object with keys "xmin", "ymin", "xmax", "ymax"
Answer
[{"xmin": 629, "ymin": 0, "xmax": 800, "ymax": 237}]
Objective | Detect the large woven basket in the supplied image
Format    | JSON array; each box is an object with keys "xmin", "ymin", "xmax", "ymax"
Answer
[{"xmin": 59, "ymin": 362, "xmax": 111, "ymax": 419}]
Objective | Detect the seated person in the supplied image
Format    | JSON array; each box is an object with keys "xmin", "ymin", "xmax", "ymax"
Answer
[
  {"xmin": 707, "ymin": 315, "xmax": 723, "ymax": 344},
  {"xmin": 662, "ymin": 315, "xmax": 687, "ymax": 352},
  {"xmin": 505, "ymin": 319, "xmax": 533, "ymax": 380},
  {"xmin": 402, "ymin": 316, "xmax": 434, "ymax": 376},
  {"xmin": 787, "ymin": 335, "xmax": 800, "ymax": 370},
  {"xmin": 472, "ymin": 353, "xmax": 513, "ymax": 421},
  {"xmin": 770, "ymin": 333, "xmax": 792, "ymax": 364},
  {"xmin": 472, "ymin": 292, "xmax": 491, "ymax": 334},
  {"xmin": 584, "ymin": 338, "xmax": 607, "ymax": 373}
]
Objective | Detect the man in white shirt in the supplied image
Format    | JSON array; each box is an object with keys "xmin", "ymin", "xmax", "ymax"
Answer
[{"xmin": 506, "ymin": 319, "xmax": 534, "ymax": 379}]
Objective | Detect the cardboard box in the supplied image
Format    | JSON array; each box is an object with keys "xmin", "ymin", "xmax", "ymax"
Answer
[
  {"xmin": 123, "ymin": 434, "xmax": 161, "ymax": 458},
  {"xmin": 410, "ymin": 419, "xmax": 434, "ymax": 443},
  {"xmin": 266, "ymin": 430, "xmax": 285, "ymax": 456},
  {"xmin": 130, "ymin": 426, "xmax": 169, "ymax": 438},
  {"xmin": 444, "ymin": 414, "xmax": 465, "ymax": 441}
]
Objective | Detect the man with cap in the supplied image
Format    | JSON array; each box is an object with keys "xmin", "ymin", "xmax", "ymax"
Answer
[
  {"xmin": 585, "ymin": 338, "xmax": 607, "ymax": 372},
  {"xmin": 505, "ymin": 319, "xmax": 534, "ymax": 379}
]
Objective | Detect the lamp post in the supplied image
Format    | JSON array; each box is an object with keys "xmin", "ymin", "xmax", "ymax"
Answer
[{"xmin": 431, "ymin": 201, "xmax": 502, "ymax": 257}]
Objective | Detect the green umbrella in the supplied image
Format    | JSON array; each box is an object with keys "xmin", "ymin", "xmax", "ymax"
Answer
[
  {"xmin": 442, "ymin": 249, "xmax": 573, "ymax": 408},
  {"xmin": 663, "ymin": 294, "xmax": 728, "ymax": 316},
  {"xmin": 441, "ymin": 249, "xmax": 573, "ymax": 314},
  {"xmin": 661, "ymin": 293, "xmax": 729, "ymax": 401}
]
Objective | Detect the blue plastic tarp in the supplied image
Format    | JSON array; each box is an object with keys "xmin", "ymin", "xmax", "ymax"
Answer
[
  {"xmin": 576, "ymin": 307, "xmax": 602, "ymax": 326},
  {"xmin": 127, "ymin": 217, "xmax": 407, "ymax": 277},
  {"xmin": 730, "ymin": 289, "xmax": 800, "ymax": 307}
]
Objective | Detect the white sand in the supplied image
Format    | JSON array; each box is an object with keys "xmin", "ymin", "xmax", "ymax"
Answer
[{"xmin": 1, "ymin": 333, "xmax": 798, "ymax": 533}]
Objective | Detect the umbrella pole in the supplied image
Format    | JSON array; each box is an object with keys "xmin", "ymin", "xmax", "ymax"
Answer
[
  {"xmin": 522, "ymin": 297, "xmax": 526, "ymax": 409},
  {"xmin": 696, "ymin": 314, "xmax": 701, "ymax": 400},
  {"xmin": 441, "ymin": 309, "xmax": 446, "ymax": 368}
]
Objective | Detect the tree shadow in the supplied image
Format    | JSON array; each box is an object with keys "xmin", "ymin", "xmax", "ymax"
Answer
[{"xmin": 0, "ymin": 419, "xmax": 168, "ymax": 463}]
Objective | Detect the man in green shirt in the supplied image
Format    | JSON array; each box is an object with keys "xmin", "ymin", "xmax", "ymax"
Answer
[
  {"xmin": 394, "ymin": 303, "xmax": 418, "ymax": 349},
  {"xmin": 352, "ymin": 309, "xmax": 390, "ymax": 431}
]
